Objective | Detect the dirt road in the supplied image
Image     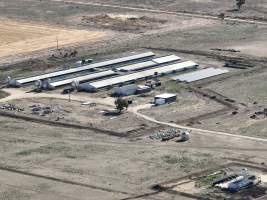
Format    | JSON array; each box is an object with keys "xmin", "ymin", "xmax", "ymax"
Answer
[
  {"xmin": 130, "ymin": 104, "xmax": 267, "ymax": 143},
  {"xmin": 0, "ymin": 88, "xmax": 115, "ymax": 106}
]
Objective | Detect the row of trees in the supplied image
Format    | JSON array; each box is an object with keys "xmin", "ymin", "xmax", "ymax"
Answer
[
  {"xmin": 236, "ymin": 0, "xmax": 246, "ymax": 11},
  {"xmin": 218, "ymin": 0, "xmax": 246, "ymax": 20}
]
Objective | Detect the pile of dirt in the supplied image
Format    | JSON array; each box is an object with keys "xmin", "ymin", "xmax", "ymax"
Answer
[{"xmin": 81, "ymin": 14, "xmax": 167, "ymax": 32}]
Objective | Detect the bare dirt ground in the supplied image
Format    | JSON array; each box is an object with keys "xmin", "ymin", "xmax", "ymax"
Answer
[
  {"xmin": 52, "ymin": 0, "xmax": 267, "ymax": 21},
  {"xmin": 3, "ymin": 97, "xmax": 159, "ymax": 135},
  {"xmin": 229, "ymin": 40, "xmax": 267, "ymax": 58},
  {"xmin": 187, "ymin": 66, "xmax": 267, "ymax": 138},
  {"xmin": 0, "ymin": 18, "xmax": 106, "ymax": 59},
  {"xmin": 0, "ymin": 116, "xmax": 266, "ymax": 200},
  {"xmin": 140, "ymin": 88, "xmax": 226, "ymax": 124}
]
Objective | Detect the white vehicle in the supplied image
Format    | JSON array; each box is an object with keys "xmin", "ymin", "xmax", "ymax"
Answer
[
  {"xmin": 178, "ymin": 129, "xmax": 191, "ymax": 142},
  {"xmin": 76, "ymin": 59, "xmax": 93, "ymax": 67},
  {"xmin": 180, "ymin": 131, "xmax": 190, "ymax": 141}
]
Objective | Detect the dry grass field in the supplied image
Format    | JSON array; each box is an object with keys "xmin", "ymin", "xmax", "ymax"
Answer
[{"xmin": 0, "ymin": 18, "xmax": 106, "ymax": 58}]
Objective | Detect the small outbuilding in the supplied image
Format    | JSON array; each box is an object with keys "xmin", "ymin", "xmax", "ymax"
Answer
[{"xmin": 154, "ymin": 93, "xmax": 177, "ymax": 105}]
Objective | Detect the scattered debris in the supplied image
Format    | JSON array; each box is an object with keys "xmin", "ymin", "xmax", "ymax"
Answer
[
  {"xmin": 50, "ymin": 48, "xmax": 78, "ymax": 59},
  {"xmin": 250, "ymin": 108, "xmax": 267, "ymax": 119},
  {"xmin": 81, "ymin": 102, "xmax": 96, "ymax": 107},
  {"xmin": 150, "ymin": 128, "xmax": 190, "ymax": 142},
  {"xmin": 30, "ymin": 105, "xmax": 54, "ymax": 116},
  {"xmin": 224, "ymin": 59, "xmax": 254, "ymax": 69},
  {"xmin": 211, "ymin": 48, "xmax": 240, "ymax": 53},
  {"xmin": 0, "ymin": 104, "xmax": 24, "ymax": 112}
]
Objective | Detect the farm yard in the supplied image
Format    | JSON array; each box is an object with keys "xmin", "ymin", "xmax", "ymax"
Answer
[{"xmin": 0, "ymin": 0, "xmax": 266, "ymax": 199}]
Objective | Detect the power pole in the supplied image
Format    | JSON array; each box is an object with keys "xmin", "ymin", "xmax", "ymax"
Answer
[
  {"xmin": 68, "ymin": 90, "xmax": 71, "ymax": 102},
  {"xmin": 56, "ymin": 36, "xmax": 59, "ymax": 50}
]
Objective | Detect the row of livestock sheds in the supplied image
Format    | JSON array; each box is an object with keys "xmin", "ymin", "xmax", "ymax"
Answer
[
  {"xmin": 43, "ymin": 54, "xmax": 181, "ymax": 89},
  {"xmin": 78, "ymin": 61, "xmax": 198, "ymax": 92},
  {"xmin": 117, "ymin": 55, "xmax": 181, "ymax": 72},
  {"xmin": 7, "ymin": 52, "xmax": 155, "ymax": 87}
]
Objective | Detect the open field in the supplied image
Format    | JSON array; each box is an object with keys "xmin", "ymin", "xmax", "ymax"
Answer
[
  {"xmin": 186, "ymin": 67, "xmax": 267, "ymax": 138},
  {"xmin": 207, "ymin": 67, "xmax": 267, "ymax": 106},
  {"xmin": 52, "ymin": 0, "xmax": 267, "ymax": 20},
  {"xmin": 0, "ymin": 115, "xmax": 266, "ymax": 200},
  {"xmin": 0, "ymin": 19, "xmax": 106, "ymax": 59}
]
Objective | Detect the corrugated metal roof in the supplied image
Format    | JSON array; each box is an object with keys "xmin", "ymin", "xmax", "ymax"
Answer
[
  {"xmin": 117, "ymin": 55, "xmax": 181, "ymax": 71},
  {"xmin": 117, "ymin": 61, "xmax": 155, "ymax": 71},
  {"xmin": 87, "ymin": 60, "xmax": 198, "ymax": 89},
  {"xmin": 153, "ymin": 55, "xmax": 181, "ymax": 64},
  {"xmin": 50, "ymin": 70, "xmax": 116, "ymax": 87},
  {"xmin": 172, "ymin": 67, "xmax": 229, "ymax": 82},
  {"xmin": 15, "ymin": 52, "xmax": 155, "ymax": 85},
  {"xmin": 155, "ymin": 93, "xmax": 177, "ymax": 99}
]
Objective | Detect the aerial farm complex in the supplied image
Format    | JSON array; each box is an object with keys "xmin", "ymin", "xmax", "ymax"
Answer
[{"xmin": 0, "ymin": 0, "xmax": 267, "ymax": 200}]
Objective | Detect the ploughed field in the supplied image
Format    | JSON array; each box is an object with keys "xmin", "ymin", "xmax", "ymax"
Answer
[{"xmin": 0, "ymin": 18, "xmax": 106, "ymax": 59}]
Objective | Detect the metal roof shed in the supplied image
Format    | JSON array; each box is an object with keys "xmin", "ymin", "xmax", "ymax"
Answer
[
  {"xmin": 49, "ymin": 70, "xmax": 116, "ymax": 88},
  {"xmin": 84, "ymin": 60, "xmax": 198, "ymax": 90},
  {"xmin": 117, "ymin": 55, "xmax": 181, "ymax": 72},
  {"xmin": 172, "ymin": 67, "xmax": 229, "ymax": 83},
  {"xmin": 154, "ymin": 93, "xmax": 177, "ymax": 105},
  {"xmin": 8, "ymin": 52, "xmax": 155, "ymax": 87}
]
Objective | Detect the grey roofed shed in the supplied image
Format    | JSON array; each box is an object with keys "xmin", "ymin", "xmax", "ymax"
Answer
[
  {"xmin": 79, "ymin": 60, "xmax": 198, "ymax": 91},
  {"xmin": 8, "ymin": 52, "xmax": 155, "ymax": 87},
  {"xmin": 117, "ymin": 55, "xmax": 181, "ymax": 72},
  {"xmin": 172, "ymin": 67, "xmax": 229, "ymax": 82},
  {"xmin": 49, "ymin": 70, "xmax": 116, "ymax": 88}
]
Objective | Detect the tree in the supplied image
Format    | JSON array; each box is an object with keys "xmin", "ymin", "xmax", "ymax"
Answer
[
  {"xmin": 236, "ymin": 0, "xmax": 246, "ymax": 11},
  {"xmin": 218, "ymin": 13, "xmax": 225, "ymax": 21},
  {"xmin": 115, "ymin": 98, "xmax": 128, "ymax": 113}
]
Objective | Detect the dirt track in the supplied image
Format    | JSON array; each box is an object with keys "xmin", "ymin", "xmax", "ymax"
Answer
[{"xmin": 0, "ymin": 19, "xmax": 107, "ymax": 58}]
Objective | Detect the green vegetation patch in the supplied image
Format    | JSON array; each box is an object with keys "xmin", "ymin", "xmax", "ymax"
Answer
[
  {"xmin": 162, "ymin": 152, "xmax": 217, "ymax": 173},
  {"xmin": 195, "ymin": 171, "xmax": 224, "ymax": 188}
]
